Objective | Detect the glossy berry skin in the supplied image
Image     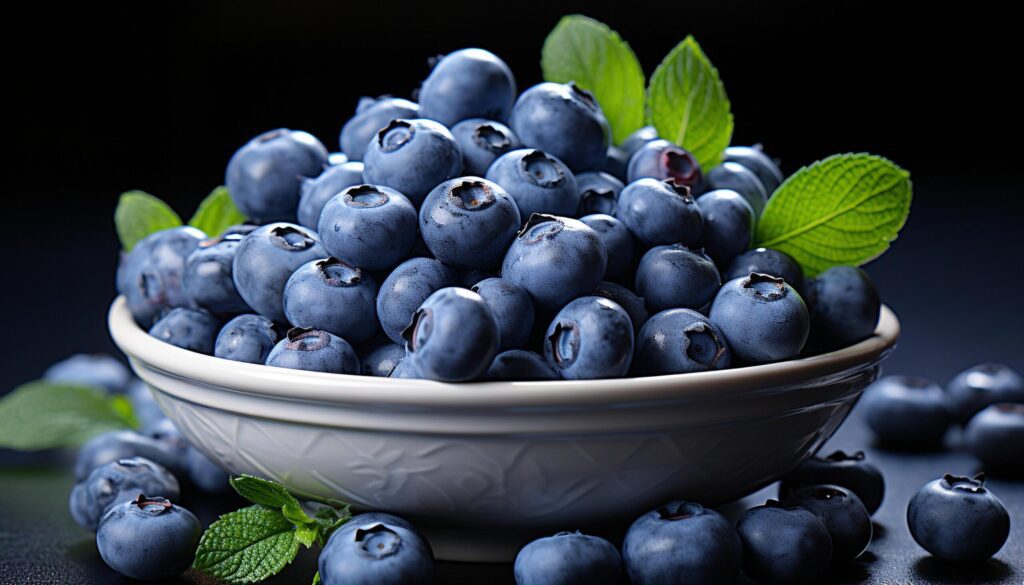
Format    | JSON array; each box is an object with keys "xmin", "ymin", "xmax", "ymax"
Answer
[
  {"xmin": 376, "ymin": 257, "xmax": 460, "ymax": 344},
  {"xmin": 626, "ymin": 139, "xmax": 702, "ymax": 191},
  {"xmin": 96, "ymin": 496, "xmax": 201, "ymax": 581},
  {"xmin": 486, "ymin": 350, "xmax": 560, "ymax": 381},
  {"xmin": 966, "ymin": 403, "xmax": 1024, "ymax": 475},
  {"xmin": 946, "ymin": 363, "xmax": 1024, "ymax": 424},
  {"xmin": 617, "ymin": 178, "xmax": 703, "ymax": 247},
  {"xmin": 622, "ymin": 501, "xmax": 741, "ymax": 585},
  {"xmin": 403, "ymin": 287, "xmax": 499, "ymax": 382},
  {"xmin": 471, "ymin": 278, "xmax": 534, "ymax": 350},
  {"xmin": 486, "ymin": 149, "xmax": 579, "ymax": 220},
  {"xmin": 579, "ymin": 214, "xmax": 634, "ymax": 281},
  {"xmin": 620, "ymin": 125, "xmax": 659, "ymax": 157},
  {"xmin": 575, "ymin": 171, "xmax": 624, "ymax": 217},
  {"xmin": 509, "ymin": 82, "xmax": 610, "ymax": 172},
  {"xmin": 635, "ymin": 245, "xmax": 720, "ymax": 312},
  {"xmin": 736, "ymin": 501, "xmax": 833, "ymax": 585},
  {"xmin": 709, "ymin": 273, "xmax": 809, "ymax": 363},
  {"xmin": 74, "ymin": 430, "xmax": 186, "ymax": 482},
  {"xmin": 601, "ymin": 146, "xmax": 630, "ymax": 183},
  {"xmin": 724, "ymin": 145, "xmax": 784, "ymax": 194},
  {"xmin": 908, "ymin": 474, "xmax": 1010, "ymax": 562},
  {"xmin": 185, "ymin": 446, "xmax": 229, "ymax": 493},
  {"xmin": 318, "ymin": 184, "xmax": 418, "ymax": 271},
  {"xmin": 705, "ymin": 161, "xmax": 769, "ymax": 217},
  {"xmin": 724, "ymin": 247, "xmax": 805, "ymax": 295},
  {"xmin": 225, "ymin": 128, "xmax": 329, "ymax": 222},
  {"xmin": 339, "ymin": 97, "xmax": 420, "ymax": 161},
  {"xmin": 501, "ymin": 215, "xmax": 607, "ymax": 311},
  {"xmin": 779, "ymin": 450, "xmax": 885, "ymax": 514},
  {"xmin": 593, "ymin": 281, "xmax": 649, "ymax": 334},
  {"xmin": 860, "ymin": 376, "xmax": 951, "ymax": 449},
  {"xmin": 634, "ymin": 309, "xmax": 731, "ymax": 375},
  {"xmin": 783, "ymin": 485, "xmax": 873, "ymax": 563},
  {"xmin": 43, "ymin": 354, "xmax": 131, "ymax": 394},
  {"xmin": 266, "ymin": 328, "xmax": 360, "ymax": 374},
  {"xmin": 805, "ymin": 266, "xmax": 881, "ymax": 351},
  {"xmin": 420, "ymin": 178, "xmax": 522, "ymax": 270},
  {"xmin": 283, "ymin": 258, "xmax": 379, "ymax": 345},
  {"xmin": 232, "ymin": 223, "xmax": 326, "ymax": 324},
  {"xmin": 696, "ymin": 189, "xmax": 755, "ymax": 266},
  {"xmin": 360, "ymin": 342, "xmax": 407, "ymax": 377},
  {"xmin": 544, "ymin": 296, "xmax": 634, "ymax": 380},
  {"xmin": 214, "ymin": 314, "xmax": 279, "ymax": 364},
  {"xmin": 514, "ymin": 531, "xmax": 623, "ymax": 585},
  {"xmin": 419, "ymin": 48, "xmax": 517, "ymax": 127},
  {"xmin": 183, "ymin": 234, "xmax": 249, "ymax": 315},
  {"xmin": 149, "ymin": 308, "xmax": 220, "ymax": 354},
  {"xmin": 297, "ymin": 161, "xmax": 365, "ymax": 229},
  {"xmin": 318, "ymin": 514, "xmax": 433, "ymax": 585},
  {"xmin": 363, "ymin": 119, "xmax": 463, "ymax": 207},
  {"xmin": 451, "ymin": 118, "xmax": 521, "ymax": 176},
  {"xmin": 120, "ymin": 226, "xmax": 207, "ymax": 328},
  {"xmin": 69, "ymin": 457, "xmax": 180, "ymax": 531}
]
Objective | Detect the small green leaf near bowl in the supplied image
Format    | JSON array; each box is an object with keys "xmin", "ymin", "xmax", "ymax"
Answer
[
  {"xmin": 189, "ymin": 186, "xmax": 246, "ymax": 236},
  {"xmin": 114, "ymin": 190, "xmax": 182, "ymax": 251}
]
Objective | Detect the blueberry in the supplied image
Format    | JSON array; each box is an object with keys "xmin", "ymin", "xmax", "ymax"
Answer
[
  {"xmin": 219, "ymin": 223, "xmax": 260, "ymax": 238},
  {"xmin": 232, "ymin": 223, "xmax": 326, "ymax": 323},
  {"xmin": 183, "ymin": 234, "xmax": 250, "ymax": 315},
  {"xmin": 96, "ymin": 495, "xmax": 201, "ymax": 581},
  {"xmin": 266, "ymin": 327, "xmax": 360, "ymax": 374},
  {"xmin": 185, "ymin": 446, "xmax": 229, "ymax": 493},
  {"xmin": 575, "ymin": 171, "xmax": 624, "ymax": 217},
  {"xmin": 388, "ymin": 358, "xmax": 419, "ymax": 379},
  {"xmin": 225, "ymin": 128, "xmax": 329, "ymax": 222},
  {"xmin": 69, "ymin": 457, "xmax": 180, "ymax": 531},
  {"xmin": 329, "ymin": 152, "xmax": 348, "ymax": 165},
  {"xmin": 617, "ymin": 178, "xmax": 704, "ymax": 247},
  {"xmin": 330, "ymin": 512, "xmax": 427, "ymax": 542},
  {"xmin": 695, "ymin": 189, "xmax": 755, "ymax": 266},
  {"xmin": 805, "ymin": 266, "xmax": 881, "ymax": 351},
  {"xmin": 783, "ymin": 485, "xmax": 873, "ymax": 563},
  {"xmin": 860, "ymin": 376, "xmax": 951, "ymax": 449},
  {"xmin": 946, "ymin": 363, "xmax": 1024, "ymax": 424},
  {"xmin": 501, "ymin": 215, "xmax": 606, "ymax": 311},
  {"xmin": 579, "ymin": 214, "xmax": 634, "ymax": 281},
  {"xmin": 736, "ymin": 500, "xmax": 833, "ymax": 584},
  {"xmin": 283, "ymin": 258, "xmax": 379, "ymax": 345},
  {"xmin": 471, "ymin": 278, "xmax": 535, "ymax": 351},
  {"xmin": 43, "ymin": 354, "xmax": 131, "ymax": 394},
  {"xmin": 514, "ymin": 531, "xmax": 623, "ymax": 585},
  {"xmin": 486, "ymin": 349, "xmax": 560, "ymax": 381},
  {"xmin": 318, "ymin": 184, "xmax": 418, "ymax": 271},
  {"xmin": 705, "ymin": 161, "xmax": 768, "ymax": 217},
  {"xmin": 510, "ymin": 82, "xmax": 610, "ymax": 172},
  {"xmin": 318, "ymin": 514, "xmax": 433, "ymax": 585},
  {"xmin": 908, "ymin": 473, "xmax": 1010, "ymax": 562},
  {"xmin": 419, "ymin": 48, "xmax": 517, "ymax": 127},
  {"xmin": 376, "ymin": 257, "xmax": 460, "ymax": 344},
  {"xmin": 592, "ymin": 281, "xmax": 649, "ymax": 334},
  {"xmin": 620, "ymin": 125, "xmax": 659, "ymax": 158},
  {"xmin": 633, "ymin": 309, "xmax": 731, "ymax": 375},
  {"xmin": 297, "ymin": 161, "xmax": 365, "ymax": 229},
  {"xmin": 622, "ymin": 501, "xmax": 741, "ymax": 585},
  {"xmin": 724, "ymin": 247, "xmax": 805, "ymax": 295},
  {"xmin": 403, "ymin": 287, "xmax": 499, "ymax": 382},
  {"xmin": 360, "ymin": 342, "xmax": 407, "ymax": 377},
  {"xmin": 214, "ymin": 314, "xmax": 280, "ymax": 364},
  {"xmin": 142, "ymin": 418, "xmax": 190, "ymax": 461},
  {"xmin": 626, "ymin": 139, "xmax": 702, "ymax": 191},
  {"xmin": 420, "ymin": 178, "xmax": 522, "ymax": 269},
  {"xmin": 709, "ymin": 273, "xmax": 809, "ymax": 363},
  {"xmin": 363, "ymin": 119, "xmax": 463, "ymax": 207},
  {"xmin": 340, "ymin": 97, "xmax": 420, "ymax": 162},
  {"xmin": 724, "ymin": 145, "xmax": 784, "ymax": 194},
  {"xmin": 75, "ymin": 430, "xmax": 186, "ymax": 481},
  {"xmin": 779, "ymin": 450, "xmax": 885, "ymax": 514},
  {"xmin": 126, "ymin": 380, "xmax": 165, "ymax": 430},
  {"xmin": 149, "ymin": 307, "xmax": 220, "ymax": 354},
  {"xmin": 120, "ymin": 226, "xmax": 207, "ymax": 327},
  {"xmin": 635, "ymin": 245, "xmax": 720, "ymax": 312},
  {"xmin": 601, "ymin": 145, "xmax": 630, "ymax": 182},
  {"xmin": 966, "ymin": 403, "xmax": 1024, "ymax": 475},
  {"xmin": 544, "ymin": 296, "xmax": 633, "ymax": 380},
  {"xmin": 485, "ymin": 149, "xmax": 580, "ymax": 220},
  {"xmin": 450, "ymin": 118, "xmax": 521, "ymax": 176}
]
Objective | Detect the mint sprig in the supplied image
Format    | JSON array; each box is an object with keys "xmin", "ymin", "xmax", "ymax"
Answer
[
  {"xmin": 189, "ymin": 186, "xmax": 246, "ymax": 236},
  {"xmin": 0, "ymin": 382, "xmax": 137, "ymax": 450},
  {"xmin": 114, "ymin": 190, "xmax": 183, "ymax": 251}
]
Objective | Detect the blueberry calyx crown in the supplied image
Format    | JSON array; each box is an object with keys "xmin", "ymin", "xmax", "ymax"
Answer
[
  {"xmin": 825, "ymin": 450, "xmax": 866, "ymax": 462},
  {"xmin": 520, "ymin": 150, "xmax": 565, "ymax": 187},
  {"xmin": 133, "ymin": 493, "xmax": 173, "ymax": 514},
  {"xmin": 344, "ymin": 185, "xmax": 390, "ymax": 208},
  {"xmin": 548, "ymin": 321, "xmax": 580, "ymax": 368},
  {"xmin": 402, "ymin": 308, "xmax": 433, "ymax": 352},
  {"xmin": 517, "ymin": 213, "xmax": 564, "ymax": 242},
  {"xmin": 473, "ymin": 124, "xmax": 512, "ymax": 151},
  {"xmin": 256, "ymin": 128, "xmax": 289, "ymax": 144},
  {"xmin": 942, "ymin": 472, "xmax": 987, "ymax": 493},
  {"xmin": 567, "ymin": 82, "xmax": 599, "ymax": 111},
  {"xmin": 764, "ymin": 498, "xmax": 802, "ymax": 511},
  {"xmin": 656, "ymin": 501, "xmax": 705, "ymax": 521},
  {"xmin": 271, "ymin": 226, "xmax": 317, "ymax": 252},
  {"xmin": 378, "ymin": 119, "xmax": 414, "ymax": 152},
  {"xmin": 316, "ymin": 257, "xmax": 363, "ymax": 287},
  {"xmin": 662, "ymin": 179, "xmax": 695, "ymax": 202},
  {"xmin": 995, "ymin": 402, "xmax": 1024, "ymax": 415},
  {"xmin": 285, "ymin": 327, "xmax": 330, "ymax": 351},
  {"xmin": 661, "ymin": 148, "xmax": 699, "ymax": 184},
  {"xmin": 683, "ymin": 321, "xmax": 728, "ymax": 367},
  {"xmin": 892, "ymin": 376, "xmax": 934, "ymax": 389},
  {"xmin": 354, "ymin": 523, "xmax": 402, "ymax": 559},
  {"xmin": 449, "ymin": 180, "xmax": 496, "ymax": 210},
  {"xmin": 743, "ymin": 273, "xmax": 787, "ymax": 301}
]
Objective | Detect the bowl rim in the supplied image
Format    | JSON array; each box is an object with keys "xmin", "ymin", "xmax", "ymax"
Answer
[{"xmin": 109, "ymin": 296, "xmax": 899, "ymax": 409}]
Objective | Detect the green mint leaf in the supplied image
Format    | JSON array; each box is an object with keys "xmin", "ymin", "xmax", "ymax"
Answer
[
  {"xmin": 188, "ymin": 186, "xmax": 246, "ymax": 236},
  {"xmin": 541, "ymin": 14, "xmax": 645, "ymax": 145},
  {"xmin": 107, "ymin": 394, "xmax": 139, "ymax": 430},
  {"xmin": 193, "ymin": 505, "xmax": 300, "ymax": 584},
  {"xmin": 114, "ymin": 190, "xmax": 182, "ymax": 252},
  {"xmin": 282, "ymin": 502, "xmax": 315, "ymax": 526},
  {"xmin": 230, "ymin": 474, "xmax": 304, "ymax": 511},
  {"xmin": 312, "ymin": 505, "xmax": 352, "ymax": 544},
  {"xmin": 0, "ymin": 382, "xmax": 136, "ymax": 450},
  {"xmin": 755, "ymin": 153, "xmax": 912, "ymax": 276},
  {"xmin": 312, "ymin": 571, "xmax": 321, "ymax": 585},
  {"xmin": 647, "ymin": 36, "xmax": 733, "ymax": 171},
  {"xmin": 294, "ymin": 523, "xmax": 319, "ymax": 549}
]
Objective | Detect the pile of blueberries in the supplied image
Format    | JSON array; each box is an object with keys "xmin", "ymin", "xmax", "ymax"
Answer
[{"xmin": 118, "ymin": 47, "xmax": 883, "ymax": 382}]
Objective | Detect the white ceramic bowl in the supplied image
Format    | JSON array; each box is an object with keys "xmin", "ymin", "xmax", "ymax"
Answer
[{"xmin": 109, "ymin": 296, "xmax": 899, "ymax": 561}]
